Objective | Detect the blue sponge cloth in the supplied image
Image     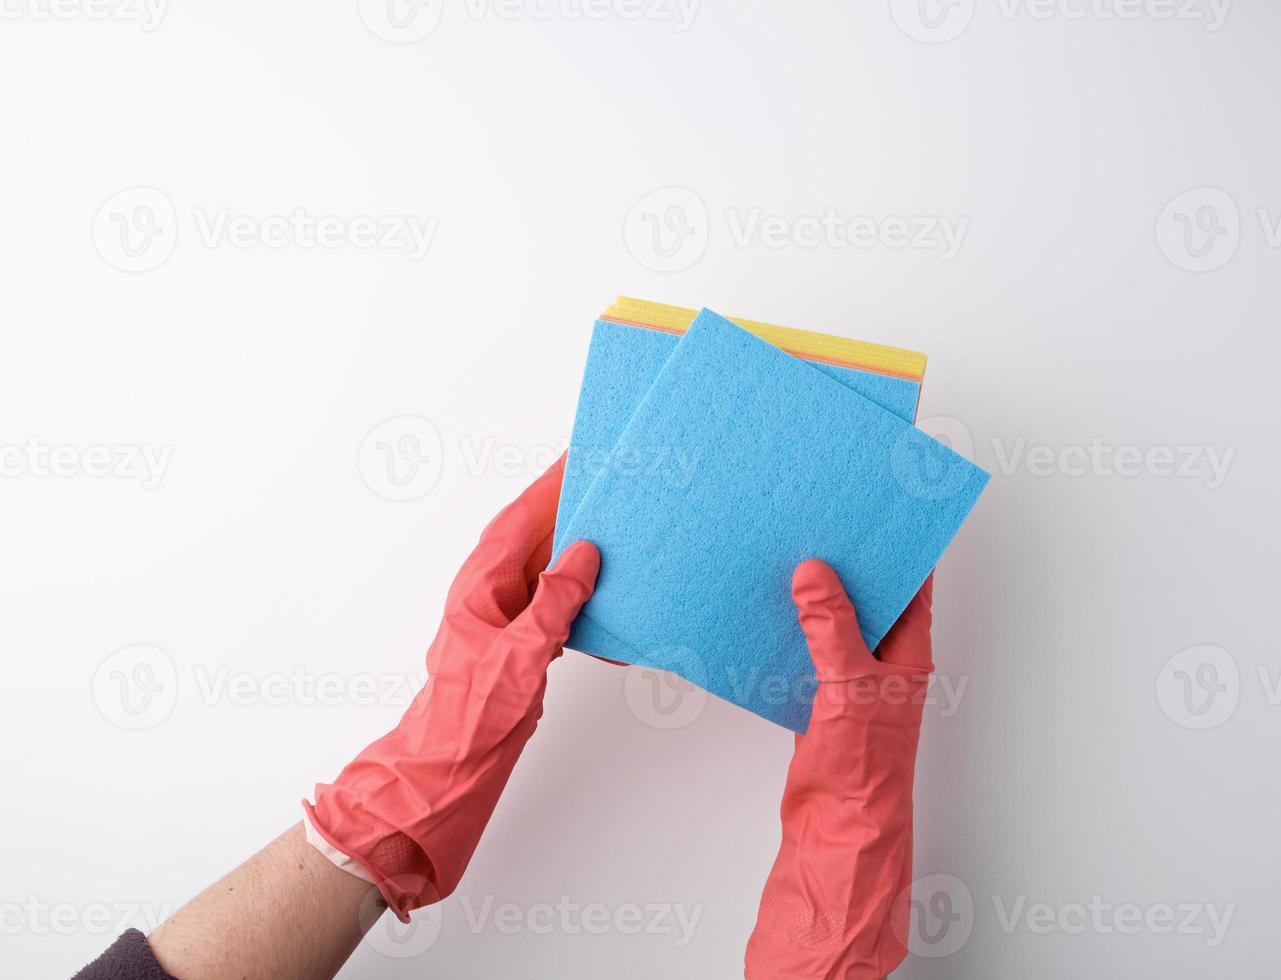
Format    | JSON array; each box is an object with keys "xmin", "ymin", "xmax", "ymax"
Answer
[
  {"xmin": 552, "ymin": 317, "xmax": 923, "ymax": 555},
  {"xmin": 556, "ymin": 309, "xmax": 989, "ymax": 732}
]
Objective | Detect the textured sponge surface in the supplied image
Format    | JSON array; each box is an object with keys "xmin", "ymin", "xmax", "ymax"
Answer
[
  {"xmin": 556, "ymin": 310, "xmax": 989, "ymax": 732},
  {"xmin": 552, "ymin": 317, "xmax": 923, "ymax": 555}
]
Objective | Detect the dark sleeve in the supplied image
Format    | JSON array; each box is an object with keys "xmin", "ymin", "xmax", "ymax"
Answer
[{"xmin": 72, "ymin": 928, "xmax": 179, "ymax": 980}]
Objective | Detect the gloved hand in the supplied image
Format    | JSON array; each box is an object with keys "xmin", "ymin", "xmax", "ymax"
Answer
[
  {"xmin": 745, "ymin": 560, "xmax": 935, "ymax": 980},
  {"xmin": 303, "ymin": 455, "xmax": 599, "ymax": 921}
]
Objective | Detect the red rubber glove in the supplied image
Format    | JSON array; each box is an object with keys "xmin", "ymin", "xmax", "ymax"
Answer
[
  {"xmin": 745, "ymin": 560, "xmax": 934, "ymax": 980},
  {"xmin": 303, "ymin": 455, "xmax": 599, "ymax": 921}
]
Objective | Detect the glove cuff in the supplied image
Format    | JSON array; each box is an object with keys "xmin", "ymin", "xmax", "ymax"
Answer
[{"xmin": 301, "ymin": 798, "xmax": 436, "ymax": 923}]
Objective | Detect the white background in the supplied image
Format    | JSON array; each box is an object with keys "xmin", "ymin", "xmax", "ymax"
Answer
[{"xmin": 2, "ymin": 1, "xmax": 1278, "ymax": 977}]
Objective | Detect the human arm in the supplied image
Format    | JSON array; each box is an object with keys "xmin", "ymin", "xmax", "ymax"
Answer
[
  {"xmin": 74, "ymin": 455, "xmax": 598, "ymax": 979},
  {"xmin": 142, "ymin": 822, "xmax": 376, "ymax": 980}
]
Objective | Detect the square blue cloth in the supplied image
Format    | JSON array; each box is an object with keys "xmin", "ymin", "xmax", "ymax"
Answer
[
  {"xmin": 552, "ymin": 317, "xmax": 923, "ymax": 555},
  {"xmin": 555, "ymin": 309, "xmax": 989, "ymax": 732}
]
